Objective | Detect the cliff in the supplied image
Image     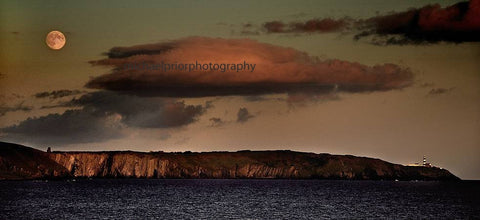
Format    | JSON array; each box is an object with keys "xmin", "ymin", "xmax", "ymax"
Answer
[
  {"xmin": 0, "ymin": 142, "xmax": 70, "ymax": 180},
  {"xmin": 0, "ymin": 141, "xmax": 460, "ymax": 180}
]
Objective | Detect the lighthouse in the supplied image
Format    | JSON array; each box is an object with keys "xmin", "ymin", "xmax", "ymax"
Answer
[
  {"xmin": 405, "ymin": 155, "xmax": 434, "ymax": 167},
  {"xmin": 422, "ymin": 155, "xmax": 432, "ymax": 167}
]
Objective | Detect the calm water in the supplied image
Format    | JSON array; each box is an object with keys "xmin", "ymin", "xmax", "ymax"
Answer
[{"xmin": 0, "ymin": 179, "xmax": 479, "ymax": 219}]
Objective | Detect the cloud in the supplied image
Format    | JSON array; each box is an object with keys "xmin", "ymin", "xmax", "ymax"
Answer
[
  {"xmin": 237, "ymin": 107, "xmax": 254, "ymax": 123},
  {"xmin": 244, "ymin": 96, "xmax": 270, "ymax": 102},
  {"xmin": 427, "ymin": 87, "xmax": 455, "ymax": 96},
  {"xmin": 86, "ymin": 37, "xmax": 413, "ymax": 98},
  {"xmin": 68, "ymin": 91, "xmax": 205, "ymax": 128},
  {"xmin": 263, "ymin": 18, "xmax": 350, "ymax": 33},
  {"xmin": 0, "ymin": 102, "xmax": 32, "ymax": 116},
  {"xmin": 355, "ymin": 0, "xmax": 480, "ymax": 44},
  {"xmin": 209, "ymin": 117, "xmax": 225, "ymax": 127},
  {"xmin": 253, "ymin": 1, "xmax": 479, "ymax": 45},
  {"xmin": 237, "ymin": 18, "xmax": 350, "ymax": 35},
  {"xmin": 286, "ymin": 91, "xmax": 340, "ymax": 106},
  {"xmin": 34, "ymin": 90, "xmax": 84, "ymax": 99},
  {"xmin": 1, "ymin": 91, "xmax": 206, "ymax": 145},
  {"xmin": 1, "ymin": 108, "xmax": 124, "ymax": 144}
]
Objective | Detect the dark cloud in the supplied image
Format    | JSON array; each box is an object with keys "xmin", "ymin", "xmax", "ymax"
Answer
[
  {"xmin": 237, "ymin": 107, "xmax": 254, "ymax": 123},
  {"xmin": 40, "ymin": 104, "xmax": 70, "ymax": 110},
  {"xmin": 86, "ymin": 37, "xmax": 413, "ymax": 98},
  {"xmin": 209, "ymin": 117, "xmax": 225, "ymax": 127},
  {"xmin": 263, "ymin": 21, "xmax": 285, "ymax": 33},
  {"xmin": 355, "ymin": 0, "xmax": 480, "ymax": 45},
  {"xmin": 34, "ymin": 89, "xmax": 84, "ymax": 99},
  {"xmin": 103, "ymin": 43, "xmax": 175, "ymax": 59},
  {"xmin": 66, "ymin": 91, "xmax": 205, "ymax": 128},
  {"xmin": 253, "ymin": 1, "xmax": 479, "ymax": 44},
  {"xmin": 1, "ymin": 108, "xmax": 124, "ymax": 144},
  {"xmin": 239, "ymin": 18, "xmax": 349, "ymax": 35},
  {"xmin": 243, "ymin": 95, "xmax": 285, "ymax": 102},
  {"xmin": 427, "ymin": 87, "xmax": 455, "ymax": 96},
  {"xmin": 1, "ymin": 91, "xmax": 206, "ymax": 145},
  {"xmin": 0, "ymin": 102, "xmax": 32, "ymax": 116},
  {"xmin": 244, "ymin": 96, "xmax": 269, "ymax": 102},
  {"xmin": 263, "ymin": 18, "xmax": 350, "ymax": 33},
  {"xmin": 205, "ymin": 100, "xmax": 215, "ymax": 109}
]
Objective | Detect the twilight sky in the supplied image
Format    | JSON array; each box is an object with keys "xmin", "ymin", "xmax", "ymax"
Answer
[{"xmin": 0, "ymin": 0, "xmax": 479, "ymax": 179}]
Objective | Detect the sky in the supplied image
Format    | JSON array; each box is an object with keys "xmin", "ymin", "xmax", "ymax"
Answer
[{"xmin": 0, "ymin": 0, "xmax": 479, "ymax": 179}]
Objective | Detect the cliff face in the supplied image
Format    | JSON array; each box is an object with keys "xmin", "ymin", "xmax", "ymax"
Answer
[
  {"xmin": 48, "ymin": 150, "xmax": 459, "ymax": 181},
  {"xmin": 0, "ymin": 142, "xmax": 460, "ymax": 180}
]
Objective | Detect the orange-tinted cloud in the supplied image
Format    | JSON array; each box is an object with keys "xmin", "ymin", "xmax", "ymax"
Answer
[
  {"xmin": 86, "ymin": 37, "xmax": 413, "ymax": 97},
  {"xmin": 355, "ymin": 0, "xmax": 480, "ymax": 44},
  {"xmin": 256, "ymin": 1, "xmax": 479, "ymax": 44}
]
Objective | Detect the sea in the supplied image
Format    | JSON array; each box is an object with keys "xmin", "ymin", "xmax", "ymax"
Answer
[{"xmin": 1, "ymin": 179, "xmax": 479, "ymax": 219}]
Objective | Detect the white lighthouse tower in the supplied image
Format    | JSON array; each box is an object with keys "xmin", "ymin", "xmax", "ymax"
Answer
[{"xmin": 422, "ymin": 155, "xmax": 432, "ymax": 167}]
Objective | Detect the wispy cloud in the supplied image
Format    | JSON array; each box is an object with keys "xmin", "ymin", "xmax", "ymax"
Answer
[
  {"xmin": 427, "ymin": 87, "xmax": 455, "ymax": 96},
  {"xmin": 0, "ymin": 102, "xmax": 32, "ymax": 116},
  {"xmin": 34, "ymin": 89, "xmax": 85, "ymax": 99},
  {"xmin": 209, "ymin": 117, "xmax": 225, "ymax": 127},
  {"xmin": 263, "ymin": 18, "xmax": 350, "ymax": 33},
  {"xmin": 237, "ymin": 107, "xmax": 254, "ymax": 123}
]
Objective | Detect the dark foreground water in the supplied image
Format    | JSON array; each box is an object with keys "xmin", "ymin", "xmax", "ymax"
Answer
[{"xmin": 0, "ymin": 179, "xmax": 479, "ymax": 219}]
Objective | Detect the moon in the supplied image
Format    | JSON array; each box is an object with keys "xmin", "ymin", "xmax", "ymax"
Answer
[{"xmin": 46, "ymin": 31, "xmax": 66, "ymax": 50}]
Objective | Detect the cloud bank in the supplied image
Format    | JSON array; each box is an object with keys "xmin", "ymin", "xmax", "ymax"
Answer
[
  {"xmin": 1, "ymin": 34, "xmax": 416, "ymax": 145},
  {"xmin": 356, "ymin": 0, "xmax": 480, "ymax": 44},
  {"xmin": 2, "ymin": 91, "xmax": 206, "ymax": 144},
  {"xmin": 86, "ymin": 37, "xmax": 412, "ymax": 97},
  {"xmin": 255, "ymin": 0, "xmax": 479, "ymax": 45}
]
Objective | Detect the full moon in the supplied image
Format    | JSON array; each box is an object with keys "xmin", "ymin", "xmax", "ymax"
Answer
[{"xmin": 46, "ymin": 30, "xmax": 66, "ymax": 50}]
